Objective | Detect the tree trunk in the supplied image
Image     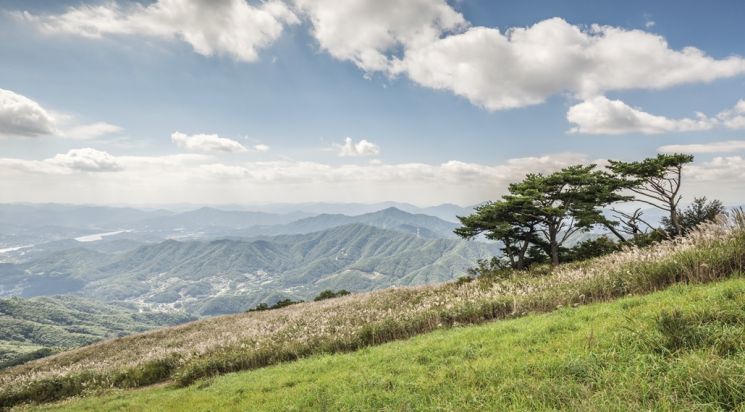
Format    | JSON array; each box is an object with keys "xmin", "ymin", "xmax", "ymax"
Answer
[
  {"xmin": 670, "ymin": 202, "xmax": 683, "ymax": 236},
  {"xmin": 516, "ymin": 237, "xmax": 531, "ymax": 270},
  {"xmin": 548, "ymin": 226, "xmax": 559, "ymax": 266},
  {"xmin": 503, "ymin": 237, "xmax": 517, "ymax": 269}
]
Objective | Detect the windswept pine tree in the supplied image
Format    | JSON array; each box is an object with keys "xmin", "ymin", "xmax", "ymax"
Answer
[{"xmin": 608, "ymin": 154, "xmax": 694, "ymax": 237}]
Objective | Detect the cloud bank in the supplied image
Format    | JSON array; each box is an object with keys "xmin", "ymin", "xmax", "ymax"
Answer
[
  {"xmin": 1, "ymin": 147, "xmax": 743, "ymax": 205},
  {"xmin": 0, "ymin": 149, "xmax": 585, "ymax": 204},
  {"xmin": 20, "ymin": 2, "xmax": 745, "ymax": 112}
]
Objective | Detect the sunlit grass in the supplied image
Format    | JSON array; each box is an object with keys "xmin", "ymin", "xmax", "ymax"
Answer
[
  {"xmin": 2, "ymin": 212, "xmax": 744, "ymax": 408},
  {"xmin": 34, "ymin": 277, "xmax": 745, "ymax": 411}
]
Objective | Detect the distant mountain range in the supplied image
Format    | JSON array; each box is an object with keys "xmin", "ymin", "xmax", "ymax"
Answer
[
  {"xmin": 0, "ymin": 203, "xmax": 475, "ymax": 250},
  {"xmin": 233, "ymin": 207, "xmax": 459, "ymax": 239},
  {"xmin": 1, "ymin": 223, "xmax": 499, "ymax": 316},
  {"xmin": 152, "ymin": 202, "xmax": 475, "ymax": 223}
]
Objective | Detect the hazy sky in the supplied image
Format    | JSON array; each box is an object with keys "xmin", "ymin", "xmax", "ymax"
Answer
[{"xmin": 1, "ymin": 0, "xmax": 744, "ymax": 206}]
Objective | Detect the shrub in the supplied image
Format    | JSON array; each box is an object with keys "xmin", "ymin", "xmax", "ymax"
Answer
[
  {"xmin": 313, "ymin": 290, "xmax": 351, "ymax": 301},
  {"xmin": 246, "ymin": 299, "xmax": 303, "ymax": 312},
  {"xmin": 246, "ymin": 303, "xmax": 269, "ymax": 312}
]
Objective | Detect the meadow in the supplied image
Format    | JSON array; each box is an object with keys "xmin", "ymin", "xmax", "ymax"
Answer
[
  {"xmin": 33, "ymin": 276, "xmax": 745, "ymax": 411},
  {"xmin": 2, "ymin": 212, "xmax": 744, "ymax": 408}
]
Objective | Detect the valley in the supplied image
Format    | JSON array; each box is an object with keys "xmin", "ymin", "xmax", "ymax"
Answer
[{"xmin": 0, "ymin": 203, "xmax": 492, "ymax": 367}]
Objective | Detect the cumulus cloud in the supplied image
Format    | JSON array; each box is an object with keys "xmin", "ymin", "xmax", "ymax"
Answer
[
  {"xmin": 567, "ymin": 96, "xmax": 715, "ymax": 135},
  {"xmin": 254, "ymin": 144, "xmax": 270, "ymax": 152},
  {"xmin": 658, "ymin": 140, "xmax": 745, "ymax": 154},
  {"xmin": 19, "ymin": 0, "xmax": 298, "ymax": 63},
  {"xmin": 20, "ymin": 2, "xmax": 745, "ymax": 111},
  {"xmin": 0, "ymin": 88, "xmax": 57, "ymax": 137},
  {"xmin": 716, "ymin": 100, "xmax": 745, "ymax": 130},
  {"xmin": 0, "ymin": 87, "xmax": 121, "ymax": 139},
  {"xmin": 0, "ymin": 148, "xmax": 122, "ymax": 174},
  {"xmin": 171, "ymin": 132, "xmax": 248, "ymax": 153},
  {"xmin": 392, "ymin": 18, "xmax": 745, "ymax": 110},
  {"xmin": 47, "ymin": 148, "xmax": 123, "ymax": 172},
  {"xmin": 568, "ymin": 97, "xmax": 745, "ymax": 135},
  {"xmin": 0, "ymin": 149, "xmax": 209, "ymax": 175},
  {"xmin": 687, "ymin": 156, "xmax": 745, "ymax": 182},
  {"xmin": 334, "ymin": 137, "xmax": 380, "ymax": 157},
  {"xmin": 295, "ymin": 0, "xmax": 466, "ymax": 72}
]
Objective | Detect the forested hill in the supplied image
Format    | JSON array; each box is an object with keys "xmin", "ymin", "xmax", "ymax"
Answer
[
  {"xmin": 1, "ymin": 224, "xmax": 499, "ymax": 316},
  {"xmin": 0, "ymin": 295, "xmax": 192, "ymax": 369}
]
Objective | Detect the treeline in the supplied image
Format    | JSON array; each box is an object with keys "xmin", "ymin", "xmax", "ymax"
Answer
[{"xmin": 456, "ymin": 154, "xmax": 724, "ymax": 271}]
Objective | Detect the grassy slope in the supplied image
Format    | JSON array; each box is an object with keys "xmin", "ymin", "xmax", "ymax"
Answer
[
  {"xmin": 37, "ymin": 277, "xmax": 745, "ymax": 411},
  {"xmin": 2, "ymin": 218, "xmax": 744, "ymax": 409}
]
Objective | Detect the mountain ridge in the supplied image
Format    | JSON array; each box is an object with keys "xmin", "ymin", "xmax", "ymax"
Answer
[{"xmin": 1, "ymin": 223, "xmax": 499, "ymax": 316}]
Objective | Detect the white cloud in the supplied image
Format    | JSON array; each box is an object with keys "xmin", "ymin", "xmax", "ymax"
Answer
[
  {"xmin": 334, "ymin": 137, "xmax": 380, "ymax": 157},
  {"xmin": 254, "ymin": 144, "xmax": 270, "ymax": 152},
  {"xmin": 178, "ymin": 152, "xmax": 587, "ymax": 187},
  {"xmin": 716, "ymin": 99, "xmax": 745, "ymax": 129},
  {"xmin": 392, "ymin": 18, "xmax": 745, "ymax": 110},
  {"xmin": 687, "ymin": 156, "xmax": 745, "ymax": 181},
  {"xmin": 2, "ymin": 148, "xmax": 742, "ymax": 205},
  {"xmin": 658, "ymin": 140, "xmax": 745, "ymax": 154},
  {"xmin": 0, "ymin": 150, "xmax": 585, "ymax": 204},
  {"xmin": 568, "ymin": 97, "xmax": 745, "ymax": 135},
  {"xmin": 47, "ymin": 148, "xmax": 123, "ymax": 172},
  {"xmin": 0, "ymin": 148, "xmax": 122, "ymax": 174},
  {"xmin": 294, "ymin": 0, "xmax": 466, "ymax": 72},
  {"xmin": 171, "ymin": 132, "xmax": 248, "ymax": 153},
  {"xmin": 20, "ymin": 3, "xmax": 745, "ymax": 112},
  {"xmin": 61, "ymin": 122, "xmax": 124, "ymax": 140},
  {"xmin": 20, "ymin": 0, "xmax": 299, "ymax": 63},
  {"xmin": 0, "ymin": 87, "xmax": 121, "ymax": 139},
  {"xmin": 0, "ymin": 149, "xmax": 207, "ymax": 175},
  {"xmin": 0, "ymin": 88, "xmax": 57, "ymax": 137},
  {"xmin": 567, "ymin": 96, "xmax": 715, "ymax": 135}
]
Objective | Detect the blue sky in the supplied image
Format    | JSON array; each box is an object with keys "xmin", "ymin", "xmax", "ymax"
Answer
[{"xmin": 0, "ymin": 0, "xmax": 744, "ymax": 205}]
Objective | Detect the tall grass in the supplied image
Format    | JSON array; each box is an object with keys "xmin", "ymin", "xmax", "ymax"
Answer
[{"xmin": 2, "ymin": 211, "xmax": 744, "ymax": 408}]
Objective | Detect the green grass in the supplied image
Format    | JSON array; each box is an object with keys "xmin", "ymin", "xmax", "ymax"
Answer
[
  {"xmin": 3, "ymin": 218, "xmax": 744, "ymax": 408},
  {"xmin": 32, "ymin": 277, "xmax": 745, "ymax": 411}
]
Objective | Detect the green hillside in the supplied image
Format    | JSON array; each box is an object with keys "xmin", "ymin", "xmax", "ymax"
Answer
[
  {"xmin": 35, "ymin": 277, "xmax": 745, "ymax": 411},
  {"xmin": 0, "ymin": 296, "xmax": 193, "ymax": 369},
  {"xmin": 1, "ymin": 216, "xmax": 743, "ymax": 409}
]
